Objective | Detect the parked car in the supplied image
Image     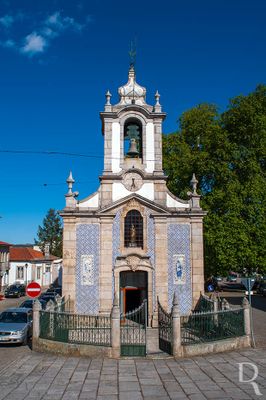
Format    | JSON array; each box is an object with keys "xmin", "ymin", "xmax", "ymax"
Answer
[
  {"xmin": 19, "ymin": 299, "xmax": 46, "ymax": 310},
  {"xmin": 4, "ymin": 284, "xmax": 26, "ymax": 298},
  {"xmin": 40, "ymin": 293, "xmax": 57, "ymax": 303},
  {"xmin": 0, "ymin": 308, "xmax": 32, "ymax": 345},
  {"xmin": 226, "ymin": 275, "xmax": 237, "ymax": 282},
  {"xmin": 46, "ymin": 287, "xmax": 62, "ymax": 296},
  {"xmin": 257, "ymin": 282, "xmax": 266, "ymax": 296}
]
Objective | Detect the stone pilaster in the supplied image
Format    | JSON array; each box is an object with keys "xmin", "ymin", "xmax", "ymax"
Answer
[
  {"xmin": 99, "ymin": 216, "xmax": 114, "ymax": 314},
  {"xmin": 154, "ymin": 216, "xmax": 168, "ymax": 310},
  {"xmin": 103, "ymin": 120, "xmax": 112, "ymax": 173},
  {"xmin": 153, "ymin": 118, "xmax": 163, "ymax": 172},
  {"xmin": 62, "ymin": 217, "xmax": 76, "ymax": 312},
  {"xmin": 190, "ymin": 217, "xmax": 205, "ymax": 307}
]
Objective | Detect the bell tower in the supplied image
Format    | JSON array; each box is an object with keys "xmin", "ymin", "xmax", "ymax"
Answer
[{"xmin": 99, "ymin": 65, "xmax": 167, "ymax": 208}]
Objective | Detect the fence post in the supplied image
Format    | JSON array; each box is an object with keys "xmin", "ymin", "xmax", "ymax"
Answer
[
  {"xmin": 242, "ymin": 297, "xmax": 251, "ymax": 336},
  {"xmin": 222, "ymin": 298, "xmax": 230, "ymax": 311},
  {"xmin": 33, "ymin": 299, "xmax": 42, "ymax": 341},
  {"xmin": 111, "ymin": 292, "xmax": 120, "ymax": 358},
  {"xmin": 171, "ymin": 292, "xmax": 182, "ymax": 357}
]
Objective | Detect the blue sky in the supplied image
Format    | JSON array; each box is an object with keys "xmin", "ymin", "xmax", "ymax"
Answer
[{"xmin": 0, "ymin": 0, "xmax": 265, "ymax": 244}]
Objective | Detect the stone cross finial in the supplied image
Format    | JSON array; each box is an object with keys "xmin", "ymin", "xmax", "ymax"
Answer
[
  {"xmin": 66, "ymin": 171, "xmax": 75, "ymax": 195},
  {"xmin": 105, "ymin": 90, "xmax": 112, "ymax": 105},
  {"xmin": 190, "ymin": 173, "xmax": 198, "ymax": 195}
]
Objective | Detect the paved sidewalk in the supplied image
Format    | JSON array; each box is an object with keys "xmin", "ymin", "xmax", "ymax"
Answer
[{"xmin": 0, "ymin": 348, "xmax": 265, "ymax": 400}]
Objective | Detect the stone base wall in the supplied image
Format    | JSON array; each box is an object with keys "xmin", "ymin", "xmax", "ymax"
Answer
[
  {"xmin": 33, "ymin": 338, "xmax": 112, "ymax": 358},
  {"xmin": 180, "ymin": 335, "xmax": 251, "ymax": 358}
]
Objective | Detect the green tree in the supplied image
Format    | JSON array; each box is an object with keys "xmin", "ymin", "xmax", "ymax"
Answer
[
  {"xmin": 163, "ymin": 85, "xmax": 266, "ymax": 277},
  {"xmin": 35, "ymin": 209, "xmax": 63, "ymax": 258}
]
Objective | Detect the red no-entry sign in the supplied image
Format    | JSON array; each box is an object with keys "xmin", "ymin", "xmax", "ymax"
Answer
[{"xmin": 26, "ymin": 282, "xmax": 41, "ymax": 298}]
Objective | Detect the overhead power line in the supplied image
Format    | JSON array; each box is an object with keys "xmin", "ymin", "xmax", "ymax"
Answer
[{"xmin": 0, "ymin": 149, "xmax": 159, "ymax": 162}]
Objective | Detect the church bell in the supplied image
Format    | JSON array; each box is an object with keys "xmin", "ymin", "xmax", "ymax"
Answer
[{"xmin": 127, "ymin": 138, "xmax": 139, "ymax": 157}]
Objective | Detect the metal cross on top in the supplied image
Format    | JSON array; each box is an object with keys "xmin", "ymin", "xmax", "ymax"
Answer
[{"xmin": 129, "ymin": 39, "xmax": 137, "ymax": 67}]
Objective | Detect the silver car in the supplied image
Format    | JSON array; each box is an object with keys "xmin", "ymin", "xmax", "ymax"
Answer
[{"xmin": 0, "ymin": 308, "xmax": 32, "ymax": 345}]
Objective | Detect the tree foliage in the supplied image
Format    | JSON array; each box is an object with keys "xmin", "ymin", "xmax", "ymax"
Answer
[
  {"xmin": 35, "ymin": 208, "xmax": 63, "ymax": 258},
  {"xmin": 163, "ymin": 85, "xmax": 266, "ymax": 277}
]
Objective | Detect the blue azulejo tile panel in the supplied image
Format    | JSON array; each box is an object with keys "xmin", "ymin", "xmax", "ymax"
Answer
[
  {"xmin": 76, "ymin": 224, "xmax": 100, "ymax": 314},
  {"xmin": 168, "ymin": 224, "xmax": 192, "ymax": 315},
  {"xmin": 146, "ymin": 211, "xmax": 155, "ymax": 312}
]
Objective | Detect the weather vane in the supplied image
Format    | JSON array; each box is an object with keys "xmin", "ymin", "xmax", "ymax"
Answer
[{"xmin": 129, "ymin": 39, "xmax": 137, "ymax": 67}]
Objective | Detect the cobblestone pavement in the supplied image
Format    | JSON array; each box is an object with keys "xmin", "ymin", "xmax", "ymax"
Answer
[{"xmin": 0, "ymin": 348, "xmax": 265, "ymax": 400}]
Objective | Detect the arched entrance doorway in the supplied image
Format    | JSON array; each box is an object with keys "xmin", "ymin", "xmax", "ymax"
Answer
[{"xmin": 120, "ymin": 271, "xmax": 147, "ymax": 314}]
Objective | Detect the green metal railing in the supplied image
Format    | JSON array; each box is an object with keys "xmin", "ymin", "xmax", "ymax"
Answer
[
  {"xmin": 120, "ymin": 300, "xmax": 147, "ymax": 357},
  {"xmin": 181, "ymin": 308, "xmax": 245, "ymax": 345},
  {"xmin": 195, "ymin": 294, "xmax": 215, "ymax": 312},
  {"xmin": 158, "ymin": 299, "xmax": 172, "ymax": 355},
  {"xmin": 40, "ymin": 311, "xmax": 111, "ymax": 346}
]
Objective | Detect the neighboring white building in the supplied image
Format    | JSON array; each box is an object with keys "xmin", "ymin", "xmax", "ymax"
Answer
[
  {"xmin": 0, "ymin": 241, "xmax": 11, "ymax": 290},
  {"xmin": 9, "ymin": 246, "xmax": 62, "ymax": 288}
]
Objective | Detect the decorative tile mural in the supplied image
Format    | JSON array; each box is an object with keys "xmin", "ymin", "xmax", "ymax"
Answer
[
  {"xmin": 76, "ymin": 224, "xmax": 100, "ymax": 314},
  {"xmin": 81, "ymin": 255, "xmax": 94, "ymax": 286},
  {"xmin": 168, "ymin": 224, "xmax": 192, "ymax": 315}
]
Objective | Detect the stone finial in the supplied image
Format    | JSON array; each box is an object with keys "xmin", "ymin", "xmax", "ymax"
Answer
[
  {"xmin": 66, "ymin": 171, "xmax": 75, "ymax": 196},
  {"xmin": 113, "ymin": 291, "xmax": 119, "ymax": 307},
  {"xmin": 154, "ymin": 90, "xmax": 162, "ymax": 112},
  {"xmin": 46, "ymin": 299, "xmax": 55, "ymax": 311},
  {"xmin": 173, "ymin": 291, "xmax": 178, "ymax": 307},
  {"xmin": 190, "ymin": 173, "xmax": 198, "ymax": 195},
  {"xmin": 104, "ymin": 90, "xmax": 112, "ymax": 111},
  {"xmin": 222, "ymin": 298, "xmax": 230, "ymax": 310},
  {"xmin": 65, "ymin": 171, "xmax": 78, "ymax": 208},
  {"xmin": 105, "ymin": 90, "xmax": 112, "ymax": 105},
  {"xmin": 187, "ymin": 173, "xmax": 201, "ymax": 209},
  {"xmin": 33, "ymin": 299, "xmax": 42, "ymax": 311},
  {"xmin": 155, "ymin": 90, "xmax": 160, "ymax": 105},
  {"xmin": 242, "ymin": 297, "xmax": 250, "ymax": 308}
]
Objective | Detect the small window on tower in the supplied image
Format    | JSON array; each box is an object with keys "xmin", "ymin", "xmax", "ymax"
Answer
[
  {"xmin": 124, "ymin": 119, "xmax": 142, "ymax": 158},
  {"xmin": 124, "ymin": 210, "xmax": 143, "ymax": 248}
]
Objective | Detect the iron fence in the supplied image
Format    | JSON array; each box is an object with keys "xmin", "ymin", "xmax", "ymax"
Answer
[
  {"xmin": 158, "ymin": 299, "xmax": 172, "ymax": 355},
  {"xmin": 181, "ymin": 308, "xmax": 245, "ymax": 345},
  {"xmin": 120, "ymin": 301, "xmax": 147, "ymax": 357},
  {"xmin": 39, "ymin": 311, "xmax": 111, "ymax": 346}
]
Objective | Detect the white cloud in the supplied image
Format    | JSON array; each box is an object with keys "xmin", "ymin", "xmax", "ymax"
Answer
[
  {"xmin": 0, "ymin": 14, "xmax": 14, "ymax": 28},
  {"xmin": 45, "ymin": 11, "xmax": 84, "ymax": 33},
  {"xmin": 2, "ymin": 39, "xmax": 15, "ymax": 48},
  {"xmin": 0, "ymin": 10, "xmax": 91, "ymax": 58},
  {"xmin": 21, "ymin": 32, "xmax": 47, "ymax": 56}
]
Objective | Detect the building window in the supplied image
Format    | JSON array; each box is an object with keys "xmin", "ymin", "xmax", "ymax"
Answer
[
  {"xmin": 124, "ymin": 119, "xmax": 142, "ymax": 158},
  {"xmin": 45, "ymin": 265, "xmax": 51, "ymax": 273},
  {"xmin": 37, "ymin": 267, "xmax": 41, "ymax": 280},
  {"xmin": 16, "ymin": 266, "xmax": 24, "ymax": 280},
  {"xmin": 124, "ymin": 210, "xmax": 143, "ymax": 248}
]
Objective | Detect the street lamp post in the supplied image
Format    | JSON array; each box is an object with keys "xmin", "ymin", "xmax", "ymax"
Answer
[{"xmin": 25, "ymin": 263, "xmax": 28, "ymax": 285}]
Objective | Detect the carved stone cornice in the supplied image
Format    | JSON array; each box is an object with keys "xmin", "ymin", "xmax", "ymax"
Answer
[{"xmin": 114, "ymin": 254, "xmax": 153, "ymax": 272}]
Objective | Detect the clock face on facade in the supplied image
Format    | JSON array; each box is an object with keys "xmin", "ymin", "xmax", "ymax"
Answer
[{"xmin": 122, "ymin": 172, "xmax": 143, "ymax": 192}]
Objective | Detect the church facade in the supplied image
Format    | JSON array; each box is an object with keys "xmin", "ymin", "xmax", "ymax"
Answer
[{"xmin": 61, "ymin": 65, "xmax": 206, "ymax": 323}]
